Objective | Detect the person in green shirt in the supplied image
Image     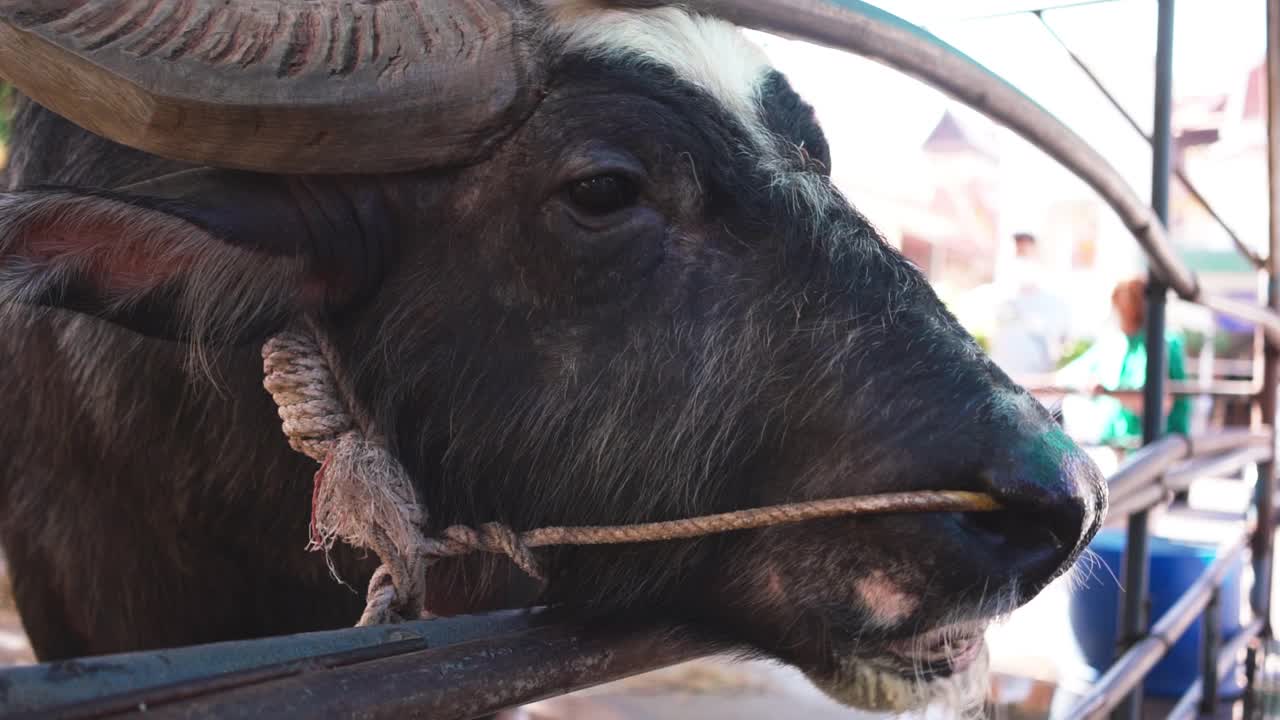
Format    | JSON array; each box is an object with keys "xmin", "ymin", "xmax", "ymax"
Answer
[{"xmin": 1054, "ymin": 277, "xmax": 1191, "ymax": 448}]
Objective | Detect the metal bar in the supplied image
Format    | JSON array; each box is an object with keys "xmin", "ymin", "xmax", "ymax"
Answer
[
  {"xmin": 1199, "ymin": 294, "xmax": 1280, "ymax": 339},
  {"xmin": 0, "ymin": 609, "xmax": 554, "ymax": 715},
  {"xmin": 1114, "ymin": 510, "xmax": 1151, "ymax": 720},
  {"xmin": 1106, "ymin": 434, "xmax": 1189, "ymax": 501},
  {"xmin": 1186, "ymin": 428, "xmax": 1275, "ymax": 458},
  {"xmin": 109, "ymin": 620, "xmax": 714, "ymax": 720},
  {"xmin": 1244, "ymin": 641, "xmax": 1260, "ymax": 719},
  {"xmin": 1144, "ymin": 0, "xmax": 1174, "ymax": 448},
  {"xmin": 1106, "ymin": 429, "xmax": 1271, "ymax": 508},
  {"xmin": 1026, "ymin": 380, "xmax": 1263, "ymax": 398},
  {"xmin": 1116, "ymin": 8, "xmax": 1174, "ymax": 712},
  {"xmin": 1033, "ymin": 10, "xmax": 1265, "ymax": 269},
  {"xmin": 1104, "ymin": 483, "xmax": 1171, "ymax": 525},
  {"xmin": 1253, "ymin": 0, "xmax": 1280, "ymax": 644},
  {"xmin": 30, "ymin": 639, "xmax": 436, "ymax": 720},
  {"xmin": 1199, "ymin": 590, "xmax": 1222, "ymax": 715},
  {"xmin": 1105, "ymin": 445, "xmax": 1273, "ymax": 523},
  {"xmin": 1166, "ymin": 617, "xmax": 1265, "ymax": 720},
  {"xmin": 1073, "ymin": 526, "xmax": 1252, "ymax": 719},
  {"xmin": 1163, "ymin": 446, "xmax": 1275, "ymax": 497},
  {"xmin": 695, "ymin": 1, "xmax": 1280, "ymax": 344},
  {"xmin": 1114, "ymin": 10, "xmax": 1175, "ymax": 713}
]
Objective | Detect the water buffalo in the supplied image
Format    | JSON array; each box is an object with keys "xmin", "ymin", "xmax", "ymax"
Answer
[{"xmin": 0, "ymin": 0, "xmax": 1106, "ymax": 712}]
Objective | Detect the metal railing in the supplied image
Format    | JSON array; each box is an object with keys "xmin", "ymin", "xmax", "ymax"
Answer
[
  {"xmin": 1105, "ymin": 430, "xmax": 1272, "ymax": 523},
  {"xmin": 2, "ymin": 610, "xmax": 717, "ymax": 719},
  {"xmin": 1071, "ymin": 429, "xmax": 1272, "ymax": 719},
  {"xmin": 1073, "ymin": 524, "xmax": 1254, "ymax": 719},
  {"xmin": 2, "ymin": 0, "xmax": 1279, "ymax": 718}
]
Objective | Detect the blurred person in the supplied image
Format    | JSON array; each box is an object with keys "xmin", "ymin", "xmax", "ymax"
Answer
[
  {"xmin": 1054, "ymin": 276, "xmax": 1191, "ymax": 449},
  {"xmin": 988, "ymin": 232, "xmax": 1072, "ymax": 376}
]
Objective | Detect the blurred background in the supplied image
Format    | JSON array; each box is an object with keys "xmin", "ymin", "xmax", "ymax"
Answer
[{"xmin": 0, "ymin": 1, "xmax": 1272, "ymax": 717}]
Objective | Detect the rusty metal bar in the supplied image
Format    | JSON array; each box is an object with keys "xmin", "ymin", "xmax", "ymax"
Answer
[
  {"xmin": 1166, "ymin": 617, "xmax": 1266, "ymax": 720},
  {"xmin": 28, "ymin": 639, "xmax": 437, "ymax": 720},
  {"xmin": 0, "ymin": 609, "xmax": 554, "ymax": 715},
  {"xmin": 104, "ymin": 620, "xmax": 712, "ymax": 720},
  {"xmin": 1071, "ymin": 525, "xmax": 1252, "ymax": 719}
]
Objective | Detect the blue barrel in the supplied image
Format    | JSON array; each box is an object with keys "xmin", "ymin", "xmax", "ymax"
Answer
[{"xmin": 1068, "ymin": 527, "xmax": 1245, "ymax": 698}]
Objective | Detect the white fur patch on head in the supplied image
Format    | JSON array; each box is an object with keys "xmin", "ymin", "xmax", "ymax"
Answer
[
  {"xmin": 547, "ymin": 3, "xmax": 772, "ymax": 143},
  {"xmin": 544, "ymin": 3, "xmax": 838, "ymax": 219}
]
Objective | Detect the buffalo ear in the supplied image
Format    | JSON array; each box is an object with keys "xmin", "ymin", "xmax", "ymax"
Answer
[{"xmin": 0, "ymin": 170, "xmax": 392, "ymax": 344}]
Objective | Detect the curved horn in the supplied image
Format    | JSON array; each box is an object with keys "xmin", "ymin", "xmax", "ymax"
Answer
[{"xmin": 0, "ymin": 1, "xmax": 541, "ymax": 174}]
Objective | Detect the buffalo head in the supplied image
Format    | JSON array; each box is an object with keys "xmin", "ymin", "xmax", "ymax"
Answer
[{"xmin": 0, "ymin": 0, "xmax": 1105, "ymax": 712}]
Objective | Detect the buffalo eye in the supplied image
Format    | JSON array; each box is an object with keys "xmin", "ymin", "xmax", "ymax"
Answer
[{"xmin": 567, "ymin": 174, "xmax": 639, "ymax": 216}]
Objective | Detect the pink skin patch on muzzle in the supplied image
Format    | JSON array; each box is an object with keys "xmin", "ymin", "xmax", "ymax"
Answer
[{"xmin": 854, "ymin": 571, "xmax": 919, "ymax": 626}]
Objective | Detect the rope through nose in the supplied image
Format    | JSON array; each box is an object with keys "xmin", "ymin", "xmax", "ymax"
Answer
[
  {"xmin": 262, "ymin": 321, "xmax": 1003, "ymax": 627},
  {"xmin": 419, "ymin": 490, "xmax": 1000, "ymax": 579}
]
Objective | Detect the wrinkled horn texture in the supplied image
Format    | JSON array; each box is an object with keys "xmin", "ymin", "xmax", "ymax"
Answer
[{"xmin": 0, "ymin": 0, "xmax": 543, "ymax": 173}]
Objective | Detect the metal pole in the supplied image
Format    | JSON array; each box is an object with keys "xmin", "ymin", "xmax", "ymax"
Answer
[
  {"xmin": 1245, "ymin": 641, "xmax": 1260, "ymax": 719},
  {"xmin": 1115, "ymin": 3, "xmax": 1174, "ymax": 717},
  {"xmin": 1143, "ymin": 0, "xmax": 1175, "ymax": 453},
  {"xmin": 1252, "ymin": 0, "xmax": 1280, "ymax": 642},
  {"xmin": 1199, "ymin": 589, "xmax": 1222, "ymax": 715}
]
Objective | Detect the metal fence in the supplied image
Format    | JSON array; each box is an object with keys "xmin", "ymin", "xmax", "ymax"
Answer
[
  {"xmin": 1070, "ymin": 429, "xmax": 1272, "ymax": 719},
  {"xmin": 3, "ymin": 1, "xmax": 1280, "ymax": 718},
  {"xmin": 3, "ymin": 611, "xmax": 716, "ymax": 719}
]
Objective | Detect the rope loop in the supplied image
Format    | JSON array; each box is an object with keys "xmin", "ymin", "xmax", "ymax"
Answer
[{"xmin": 263, "ymin": 320, "xmax": 431, "ymax": 625}]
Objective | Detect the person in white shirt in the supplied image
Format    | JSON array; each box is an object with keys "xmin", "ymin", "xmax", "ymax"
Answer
[{"xmin": 989, "ymin": 232, "xmax": 1072, "ymax": 377}]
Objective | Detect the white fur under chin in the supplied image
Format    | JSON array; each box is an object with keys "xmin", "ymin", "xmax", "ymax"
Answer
[{"xmin": 806, "ymin": 644, "xmax": 990, "ymax": 718}]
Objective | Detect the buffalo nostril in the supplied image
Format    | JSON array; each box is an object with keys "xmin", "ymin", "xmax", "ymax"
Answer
[
  {"xmin": 964, "ymin": 508, "xmax": 1063, "ymax": 550},
  {"xmin": 962, "ymin": 463, "xmax": 1092, "ymax": 589},
  {"xmin": 957, "ymin": 501, "xmax": 1085, "ymax": 594},
  {"xmin": 943, "ymin": 410, "xmax": 1105, "ymax": 599},
  {"xmin": 964, "ymin": 501, "xmax": 1083, "ymax": 554}
]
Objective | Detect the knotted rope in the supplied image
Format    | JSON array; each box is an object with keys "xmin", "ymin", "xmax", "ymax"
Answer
[
  {"xmin": 262, "ymin": 321, "xmax": 1002, "ymax": 627},
  {"xmin": 263, "ymin": 320, "xmax": 432, "ymax": 625}
]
